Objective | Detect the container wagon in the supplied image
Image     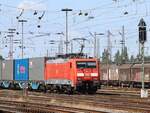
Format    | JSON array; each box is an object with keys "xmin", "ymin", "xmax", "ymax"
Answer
[
  {"xmin": 1, "ymin": 60, "xmax": 13, "ymax": 88},
  {"xmin": 13, "ymin": 58, "xmax": 29, "ymax": 89},
  {"xmin": 29, "ymin": 57, "xmax": 45, "ymax": 91}
]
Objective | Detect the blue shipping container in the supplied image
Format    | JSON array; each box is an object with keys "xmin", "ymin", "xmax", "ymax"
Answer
[{"xmin": 14, "ymin": 59, "xmax": 29, "ymax": 80}]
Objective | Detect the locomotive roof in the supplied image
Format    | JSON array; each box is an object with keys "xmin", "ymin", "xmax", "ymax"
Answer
[
  {"xmin": 46, "ymin": 58, "xmax": 68, "ymax": 63},
  {"xmin": 46, "ymin": 57, "xmax": 97, "ymax": 63}
]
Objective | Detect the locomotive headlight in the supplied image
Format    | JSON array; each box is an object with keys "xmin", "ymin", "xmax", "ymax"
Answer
[
  {"xmin": 77, "ymin": 73, "xmax": 84, "ymax": 77},
  {"xmin": 91, "ymin": 73, "xmax": 98, "ymax": 77}
]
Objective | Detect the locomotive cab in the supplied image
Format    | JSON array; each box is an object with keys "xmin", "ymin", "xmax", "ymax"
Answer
[{"xmin": 75, "ymin": 59, "xmax": 99, "ymax": 93}]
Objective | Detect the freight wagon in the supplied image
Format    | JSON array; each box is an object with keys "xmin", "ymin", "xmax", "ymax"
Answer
[
  {"xmin": 100, "ymin": 63, "xmax": 150, "ymax": 88},
  {"xmin": 0, "ymin": 56, "xmax": 100, "ymax": 94},
  {"xmin": 100, "ymin": 64, "xmax": 119, "ymax": 86}
]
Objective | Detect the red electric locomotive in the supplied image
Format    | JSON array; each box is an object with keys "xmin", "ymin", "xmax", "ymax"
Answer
[{"xmin": 45, "ymin": 55, "xmax": 100, "ymax": 94}]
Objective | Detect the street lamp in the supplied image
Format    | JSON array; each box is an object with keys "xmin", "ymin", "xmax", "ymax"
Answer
[
  {"xmin": 61, "ymin": 8, "xmax": 73, "ymax": 54},
  {"xmin": 18, "ymin": 19, "xmax": 27, "ymax": 59}
]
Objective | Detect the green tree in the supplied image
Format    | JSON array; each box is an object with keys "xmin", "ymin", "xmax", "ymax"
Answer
[
  {"xmin": 0, "ymin": 55, "xmax": 3, "ymax": 60},
  {"xmin": 144, "ymin": 56, "xmax": 150, "ymax": 62},
  {"xmin": 114, "ymin": 50, "xmax": 122, "ymax": 65},
  {"xmin": 101, "ymin": 49, "xmax": 112, "ymax": 64},
  {"xmin": 120, "ymin": 46, "xmax": 129, "ymax": 64},
  {"xmin": 124, "ymin": 46, "xmax": 129, "ymax": 62},
  {"xmin": 101, "ymin": 49, "xmax": 108, "ymax": 64},
  {"xmin": 130, "ymin": 55, "xmax": 135, "ymax": 62}
]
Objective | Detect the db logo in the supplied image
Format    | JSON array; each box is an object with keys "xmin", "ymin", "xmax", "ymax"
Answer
[{"xmin": 20, "ymin": 66, "xmax": 25, "ymax": 73}]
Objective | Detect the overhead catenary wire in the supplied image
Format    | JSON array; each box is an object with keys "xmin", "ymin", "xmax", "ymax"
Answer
[
  {"xmin": 71, "ymin": 7, "xmax": 149, "ymax": 31},
  {"xmin": 71, "ymin": 12, "xmax": 150, "ymax": 32},
  {"xmin": 0, "ymin": 0, "xmax": 148, "ymax": 32},
  {"xmin": 0, "ymin": 0, "xmax": 150, "ymax": 58},
  {"xmin": 70, "ymin": 0, "xmax": 148, "ymax": 26}
]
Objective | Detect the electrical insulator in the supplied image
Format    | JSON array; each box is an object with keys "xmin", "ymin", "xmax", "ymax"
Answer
[
  {"xmin": 78, "ymin": 10, "xmax": 82, "ymax": 15},
  {"xmin": 37, "ymin": 25, "xmax": 41, "ymax": 28},
  {"xmin": 84, "ymin": 13, "xmax": 88, "ymax": 16}
]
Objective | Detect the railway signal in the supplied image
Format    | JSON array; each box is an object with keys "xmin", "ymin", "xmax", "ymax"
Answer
[
  {"xmin": 138, "ymin": 18, "xmax": 147, "ymax": 44},
  {"xmin": 138, "ymin": 18, "xmax": 148, "ymax": 98}
]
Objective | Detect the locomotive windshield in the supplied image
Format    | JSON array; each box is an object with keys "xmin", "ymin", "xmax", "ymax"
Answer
[{"xmin": 76, "ymin": 61, "xmax": 96, "ymax": 68}]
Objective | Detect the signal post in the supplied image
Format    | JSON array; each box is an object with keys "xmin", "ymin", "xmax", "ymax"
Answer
[{"xmin": 138, "ymin": 18, "xmax": 148, "ymax": 98}]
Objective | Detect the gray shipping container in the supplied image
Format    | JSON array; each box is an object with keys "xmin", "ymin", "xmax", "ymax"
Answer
[
  {"xmin": 2, "ymin": 60, "xmax": 13, "ymax": 80},
  {"xmin": 29, "ymin": 57, "xmax": 45, "ymax": 80},
  {"xmin": 0, "ymin": 60, "xmax": 2, "ymax": 79}
]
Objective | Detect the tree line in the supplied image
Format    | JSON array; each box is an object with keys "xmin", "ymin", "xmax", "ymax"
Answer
[{"xmin": 101, "ymin": 46, "xmax": 150, "ymax": 65}]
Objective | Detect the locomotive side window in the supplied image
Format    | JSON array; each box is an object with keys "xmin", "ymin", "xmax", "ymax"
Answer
[{"xmin": 76, "ymin": 61, "xmax": 96, "ymax": 68}]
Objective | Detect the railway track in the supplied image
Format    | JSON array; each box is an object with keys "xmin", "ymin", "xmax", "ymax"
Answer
[
  {"xmin": 28, "ymin": 94, "xmax": 150, "ymax": 113},
  {"xmin": 0, "ymin": 89, "xmax": 149, "ymax": 113},
  {"xmin": 97, "ymin": 87, "xmax": 141, "ymax": 96},
  {"xmin": 0, "ymin": 99, "xmax": 106, "ymax": 113}
]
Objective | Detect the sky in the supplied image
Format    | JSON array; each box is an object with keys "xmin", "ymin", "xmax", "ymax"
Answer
[{"xmin": 0, "ymin": 0, "xmax": 150, "ymax": 59}]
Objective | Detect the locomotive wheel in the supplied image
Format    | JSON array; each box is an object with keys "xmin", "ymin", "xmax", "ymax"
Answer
[
  {"xmin": 47, "ymin": 85, "xmax": 54, "ymax": 93},
  {"xmin": 67, "ymin": 87, "xmax": 74, "ymax": 95},
  {"xmin": 87, "ymin": 88, "xmax": 97, "ymax": 94},
  {"xmin": 58, "ymin": 86, "xmax": 64, "ymax": 94},
  {"xmin": 87, "ymin": 83, "xmax": 97, "ymax": 94},
  {"xmin": 38, "ymin": 85, "xmax": 47, "ymax": 93}
]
